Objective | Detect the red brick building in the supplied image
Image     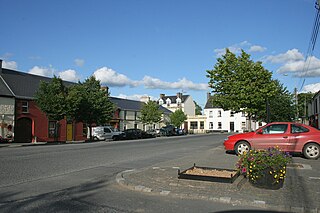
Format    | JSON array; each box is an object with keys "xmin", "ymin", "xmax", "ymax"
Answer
[{"xmin": 0, "ymin": 60, "xmax": 86, "ymax": 142}]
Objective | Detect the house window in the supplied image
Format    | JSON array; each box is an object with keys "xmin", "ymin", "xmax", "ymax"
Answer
[
  {"xmin": 166, "ymin": 98, "xmax": 171, "ymax": 107},
  {"xmin": 83, "ymin": 123, "xmax": 87, "ymax": 136},
  {"xmin": 190, "ymin": 121, "xmax": 198, "ymax": 129},
  {"xmin": 218, "ymin": 110, "xmax": 222, "ymax": 117},
  {"xmin": 200, "ymin": 121, "xmax": 204, "ymax": 129},
  {"xmin": 209, "ymin": 111, "xmax": 213, "ymax": 118},
  {"xmin": 176, "ymin": 98, "xmax": 181, "ymax": 107},
  {"xmin": 230, "ymin": 111, "xmax": 235, "ymax": 117},
  {"xmin": 48, "ymin": 121, "xmax": 57, "ymax": 138},
  {"xmin": 241, "ymin": 122, "xmax": 246, "ymax": 129},
  {"xmin": 218, "ymin": 122, "xmax": 222, "ymax": 129},
  {"xmin": 22, "ymin": 101, "xmax": 29, "ymax": 113},
  {"xmin": 209, "ymin": 122, "xmax": 213, "ymax": 129}
]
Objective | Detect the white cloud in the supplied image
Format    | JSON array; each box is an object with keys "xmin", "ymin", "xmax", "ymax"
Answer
[
  {"xmin": 301, "ymin": 82, "xmax": 320, "ymax": 93},
  {"xmin": 58, "ymin": 69, "xmax": 80, "ymax": 82},
  {"xmin": 116, "ymin": 94, "xmax": 157, "ymax": 101},
  {"xmin": 277, "ymin": 56, "xmax": 320, "ymax": 77},
  {"xmin": 248, "ymin": 45, "xmax": 266, "ymax": 53},
  {"xmin": 93, "ymin": 67, "xmax": 139, "ymax": 87},
  {"xmin": 74, "ymin": 58, "xmax": 85, "ymax": 67},
  {"xmin": 142, "ymin": 76, "xmax": 208, "ymax": 91},
  {"xmin": 214, "ymin": 41, "xmax": 266, "ymax": 57},
  {"xmin": 2, "ymin": 60, "xmax": 18, "ymax": 70},
  {"xmin": 28, "ymin": 66, "xmax": 54, "ymax": 77},
  {"xmin": 264, "ymin": 49, "xmax": 304, "ymax": 63}
]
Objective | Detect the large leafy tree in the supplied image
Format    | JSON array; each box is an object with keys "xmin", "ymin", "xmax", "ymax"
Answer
[
  {"xmin": 170, "ymin": 109, "xmax": 187, "ymax": 128},
  {"xmin": 206, "ymin": 49, "xmax": 277, "ymax": 129},
  {"xmin": 67, "ymin": 76, "xmax": 114, "ymax": 139},
  {"xmin": 35, "ymin": 76, "xmax": 68, "ymax": 120},
  {"xmin": 140, "ymin": 101, "xmax": 162, "ymax": 126},
  {"xmin": 35, "ymin": 76, "xmax": 68, "ymax": 140},
  {"xmin": 257, "ymin": 80, "xmax": 295, "ymax": 122}
]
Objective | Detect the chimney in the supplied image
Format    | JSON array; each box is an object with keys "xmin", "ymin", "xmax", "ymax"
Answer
[
  {"xmin": 207, "ymin": 92, "xmax": 211, "ymax": 100},
  {"xmin": 101, "ymin": 86, "xmax": 109, "ymax": 95},
  {"xmin": 0, "ymin": 59, "xmax": 2, "ymax": 74},
  {"xmin": 160, "ymin": 94, "xmax": 165, "ymax": 99},
  {"xmin": 177, "ymin": 92, "xmax": 182, "ymax": 99}
]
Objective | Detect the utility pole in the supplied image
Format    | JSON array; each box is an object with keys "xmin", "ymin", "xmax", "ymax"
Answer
[{"xmin": 294, "ymin": 87, "xmax": 299, "ymax": 122}]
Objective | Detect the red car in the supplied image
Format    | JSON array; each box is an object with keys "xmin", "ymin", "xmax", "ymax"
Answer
[{"xmin": 223, "ymin": 122, "xmax": 320, "ymax": 159}]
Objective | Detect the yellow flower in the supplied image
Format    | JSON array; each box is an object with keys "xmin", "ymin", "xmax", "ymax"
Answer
[
  {"xmin": 269, "ymin": 171, "xmax": 273, "ymax": 174},
  {"xmin": 274, "ymin": 174, "xmax": 278, "ymax": 178}
]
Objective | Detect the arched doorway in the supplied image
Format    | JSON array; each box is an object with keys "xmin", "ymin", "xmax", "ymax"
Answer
[{"xmin": 15, "ymin": 117, "xmax": 32, "ymax": 142}]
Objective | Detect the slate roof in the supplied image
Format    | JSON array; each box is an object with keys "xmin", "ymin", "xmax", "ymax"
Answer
[
  {"xmin": 158, "ymin": 94, "xmax": 189, "ymax": 104},
  {"xmin": 204, "ymin": 96, "xmax": 221, "ymax": 109},
  {"xmin": 0, "ymin": 68, "xmax": 74, "ymax": 99},
  {"xmin": 110, "ymin": 97, "xmax": 172, "ymax": 114}
]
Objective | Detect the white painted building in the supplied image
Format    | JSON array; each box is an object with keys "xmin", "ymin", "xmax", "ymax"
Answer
[
  {"xmin": 204, "ymin": 93, "xmax": 262, "ymax": 132},
  {"xmin": 158, "ymin": 93, "xmax": 195, "ymax": 116}
]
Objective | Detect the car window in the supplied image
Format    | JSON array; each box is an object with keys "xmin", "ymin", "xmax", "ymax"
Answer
[
  {"xmin": 104, "ymin": 128, "xmax": 111, "ymax": 133},
  {"xmin": 262, "ymin": 124, "xmax": 288, "ymax": 134},
  {"xmin": 291, "ymin": 124, "xmax": 309, "ymax": 133}
]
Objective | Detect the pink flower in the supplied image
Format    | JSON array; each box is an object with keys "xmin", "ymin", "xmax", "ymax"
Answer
[{"xmin": 242, "ymin": 168, "xmax": 247, "ymax": 173}]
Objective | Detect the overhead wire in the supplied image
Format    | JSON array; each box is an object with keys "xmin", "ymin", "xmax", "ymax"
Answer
[{"xmin": 299, "ymin": 1, "xmax": 320, "ymax": 91}]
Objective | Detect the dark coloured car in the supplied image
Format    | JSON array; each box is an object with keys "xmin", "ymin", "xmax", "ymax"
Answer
[
  {"xmin": 160, "ymin": 125, "xmax": 176, "ymax": 136},
  {"xmin": 223, "ymin": 122, "xmax": 320, "ymax": 159},
  {"xmin": 123, "ymin": 129, "xmax": 154, "ymax": 140}
]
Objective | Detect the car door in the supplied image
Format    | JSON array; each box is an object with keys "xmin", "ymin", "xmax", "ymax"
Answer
[
  {"xmin": 251, "ymin": 124, "xmax": 289, "ymax": 150},
  {"xmin": 103, "ymin": 127, "xmax": 112, "ymax": 139},
  {"xmin": 287, "ymin": 124, "xmax": 311, "ymax": 152}
]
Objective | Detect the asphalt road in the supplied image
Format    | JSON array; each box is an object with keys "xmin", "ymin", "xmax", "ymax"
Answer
[{"xmin": 0, "ymin": 134, "xmax": 297, "ymax": 212}]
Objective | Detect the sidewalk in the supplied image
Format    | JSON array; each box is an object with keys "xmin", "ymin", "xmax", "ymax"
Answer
[
  {"xmin": 0, "ymin": 140, "xmax": 87, "ymax": 148},
  {"xmin": 116, "ymin": 146, "xmax": 320, "ymax": 213}
]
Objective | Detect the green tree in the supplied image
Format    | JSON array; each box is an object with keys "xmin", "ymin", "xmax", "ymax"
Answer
[
  {"xmin": 206, "ymin": 49, "xmax": 277, "ymax": 129},
  {"xmin": 194, "ymin": 101, "xmax": 202, "ymax": 115},
  {"xmin": 297, "ymin": 92, "xmax": 314, "ymax": 120},
  {"xmin": 257, "ymin": 80, "xmax": 295, "ymax": 122},
  {"xmin": 67, "ymin": 76, "xmax": 114, "ymax": 140},
  {"xmin": 140, "ymin": 101, "xmax": 162, "ymax": 126},
  {"xmin": 170, "ymin": 109, "xmax": 187, "ymax": 128},
  {"xmin": 35, "ymin": 76, "xmax": 68, "ymax": 140}
]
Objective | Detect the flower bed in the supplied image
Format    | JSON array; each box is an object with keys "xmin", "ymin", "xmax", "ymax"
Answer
[{"xmin": 236, "ymin": 146, "xmax": 292, "ymax": 190}]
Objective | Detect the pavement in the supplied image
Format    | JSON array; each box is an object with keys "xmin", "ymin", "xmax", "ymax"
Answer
[
  {"xmin": 116, "ymin": 146, "xmax": 320, "ymax": 213},
  {"xmin": 1, "ymin": 140, "xmax": 320, "ymax": 212}
]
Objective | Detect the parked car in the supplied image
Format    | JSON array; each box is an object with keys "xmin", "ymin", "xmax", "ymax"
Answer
[
  {"xmin": 223, "ymin": 122, "xmax": 320, "ymax": 159},
  {"xmin": 122, "ymin": 129, "xmax": 155, "ymax": 140},
  {"xmin": 159, "ymin": 125, "xmax": 176, "ymax": 136},
  {"xmin": 146, "ymin": 129, "xmax": 158, "ymax": 137},
  {"xmin": 91, "ymin": 126, "xmax": 124, "ymax": 141}
]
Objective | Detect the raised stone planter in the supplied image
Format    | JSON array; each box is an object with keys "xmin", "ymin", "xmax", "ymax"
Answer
[{"xmin": 178, "ymin": 164, "xmax": 240, "ymax": 183}]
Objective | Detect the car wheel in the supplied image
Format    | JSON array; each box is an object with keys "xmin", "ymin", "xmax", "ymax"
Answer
[
  {"xmin": 303, "ymin": 143, "xmax": 320, "ymax": 159},
  {"xmin": 235, "ymin": 141, "xmax": 251, "ymax": 155}
]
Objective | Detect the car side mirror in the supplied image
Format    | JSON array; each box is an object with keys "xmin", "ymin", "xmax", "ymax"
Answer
[{"xmin": 257, "ymin": 130, "xmax": 263, "ymax": 134}]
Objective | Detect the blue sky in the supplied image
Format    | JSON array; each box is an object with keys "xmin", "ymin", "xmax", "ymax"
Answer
[{"xmin": 1, "ymin": 0, "xmax": 319, "ymax": 109}]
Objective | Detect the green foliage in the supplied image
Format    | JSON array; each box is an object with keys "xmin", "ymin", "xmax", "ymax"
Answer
[
  {"xmin": 170, "ymin": 109, "xmax": 187, "ymax": 128},
  {"xmin": 35, "ymin": 76, "xmax": 67, "ymax": 121},
  {"xmin": 257, "ymin": 80, "xmax": 295, "ymax": 122},
  {"xmin": 194, "ymin": 101, "xmax": 202, "ymax": 115},
  {"xmin": 297, "ymin": 92, "xmax": 314, "ymax": 118},
  {"xmin": 236, "ymin": 147, "xmax": 292, "ymax": 184},
  {"xmin": 140, "ymin": 101, "xmax": 162, "ymax": 125},
  {"xmin": 206, "ymin": 49, "xmax": 277, "ymax": 121},
  {"xmin": 67, "ymin": 76, "xmax": 114, "ymax": 126}
]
